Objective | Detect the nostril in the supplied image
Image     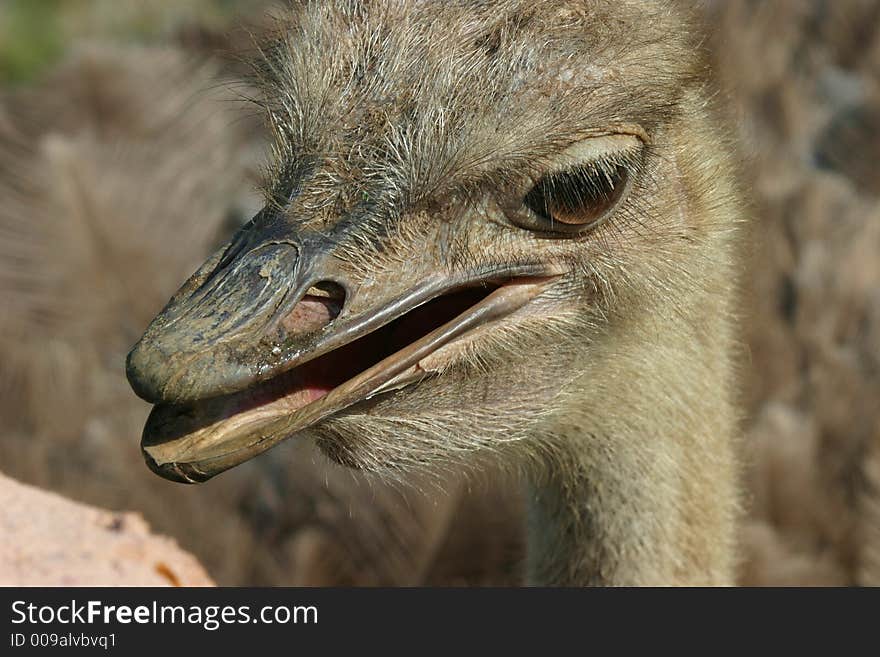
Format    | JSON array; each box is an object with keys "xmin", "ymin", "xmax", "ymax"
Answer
[
  {"xmin": 279, "ymin": 280, "xmax": 345, "ymax": 338},
  {"xmin": 304, "ymin": 280, "xmax": 346, "ymax": 303}
]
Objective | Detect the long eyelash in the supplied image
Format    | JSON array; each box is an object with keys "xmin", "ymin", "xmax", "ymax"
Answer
[
  {"xmin": 527, "ymin": 148, "xmax": 641, "ymax": 228},
  {"xmin": 549, "ymin": 148, "xmax": 641, "ymax": 198}
]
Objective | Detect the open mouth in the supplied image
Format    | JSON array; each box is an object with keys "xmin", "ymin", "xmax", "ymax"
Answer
[{"xmin": 140, "ymin": 277, "xmax": 554, "ymax": 484}]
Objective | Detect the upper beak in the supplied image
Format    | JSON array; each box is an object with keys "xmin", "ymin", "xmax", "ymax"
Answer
[{"xmin": 126, "ymin": 208, "xmax": 556, "ymax": 483}]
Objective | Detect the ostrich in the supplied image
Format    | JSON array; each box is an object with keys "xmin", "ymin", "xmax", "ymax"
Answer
[{"xmin": 127, "ymin": 0, "xmax": 745, "ymax": 586}]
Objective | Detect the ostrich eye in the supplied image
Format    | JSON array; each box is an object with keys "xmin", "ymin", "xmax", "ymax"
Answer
[{"xmin": 520, "ymin": 160, "xmax": 631, "ymax": 234}]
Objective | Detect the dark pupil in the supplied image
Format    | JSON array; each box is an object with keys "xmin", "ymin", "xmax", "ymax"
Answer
[{"xmin": 525, "ymin": 164, "xmax": 628, "ymax": 227}]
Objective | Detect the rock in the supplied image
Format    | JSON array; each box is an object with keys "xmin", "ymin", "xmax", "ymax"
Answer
[{"xmin": 0, "ymin": 472, "xmax": 213, "ymax": 586}]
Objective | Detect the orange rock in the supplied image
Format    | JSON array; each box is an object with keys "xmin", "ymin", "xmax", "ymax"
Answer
[{"xmin": 0, "ymin": 472, "xmax": 213, "ymax": 586}]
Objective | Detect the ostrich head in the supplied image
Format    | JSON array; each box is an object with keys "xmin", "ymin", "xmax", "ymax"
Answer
[{"xmin": 127, "ymin": 0, "xmax": 740, "ymax": 515}]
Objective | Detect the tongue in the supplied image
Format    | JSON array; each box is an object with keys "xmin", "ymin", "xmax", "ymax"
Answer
[{"xmin": 232, "ymin": 367, "xmax": 331, "ymax": 416}]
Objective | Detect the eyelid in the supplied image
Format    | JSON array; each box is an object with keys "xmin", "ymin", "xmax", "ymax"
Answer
[{"xmin": 546, "ymin": 134, "xmax": 644, "ymax": 174}]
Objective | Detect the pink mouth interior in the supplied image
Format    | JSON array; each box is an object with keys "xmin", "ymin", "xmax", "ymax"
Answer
[{"xmin": 228, "ymin": 285, "xmax": 498, "ymax": 418}]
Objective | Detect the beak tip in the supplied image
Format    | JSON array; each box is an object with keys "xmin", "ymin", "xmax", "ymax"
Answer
[{"xmin": 126, "ymin": 340, "xmax": 166, "ymax": 404}]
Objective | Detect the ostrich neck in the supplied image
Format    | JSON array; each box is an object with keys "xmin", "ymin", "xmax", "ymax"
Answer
[{"xmin": 522, "ymin": 313, "xmax": 740, "ymax": 586}]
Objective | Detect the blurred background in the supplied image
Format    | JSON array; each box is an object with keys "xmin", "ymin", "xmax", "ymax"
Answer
[{"xmin": 0, "ymin": 0, "xmax": 878, "ymax": 585}]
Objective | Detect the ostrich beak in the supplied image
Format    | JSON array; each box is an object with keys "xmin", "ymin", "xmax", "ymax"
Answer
[{"xmin": 127, "ymin": 209, "xmax": 556, "ymax": 483}]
